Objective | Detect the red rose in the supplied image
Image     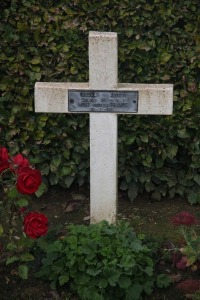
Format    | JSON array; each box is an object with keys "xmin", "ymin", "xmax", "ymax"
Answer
[
  {"xmin": 0, "ymin": 147, "xmax": 10, "ymax": 174},
  {"xmin": 16, "ymin": 167, "xmax": 42, "ymax": 194},
  {"xmin": 170, "ymin": 212, "xmax": 199, "ymax": 226},
  {"xmin": 11, "ymin": 154, "xmax": 30, "ymax": 173},
  {"xmin": 23, "ymin": 212, "xmax": 48, "ymax": 239}
]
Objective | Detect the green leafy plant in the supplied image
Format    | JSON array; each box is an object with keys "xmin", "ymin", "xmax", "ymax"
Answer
[
  {"xmin": 170, "ymin": 211, "xmax": 200, "ymax": 270},
  {"xmin": 0, "ymin": 146, "xmax": 48, "ymax": 279},
  {"xmin": 36, "ymin": 221, "xmax": 171, "ymax": 300}
]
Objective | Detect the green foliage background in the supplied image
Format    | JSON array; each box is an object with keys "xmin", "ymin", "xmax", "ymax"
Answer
[{"xmin": 1, "ymin": 0, "xmax": 200, "ymax": 203}]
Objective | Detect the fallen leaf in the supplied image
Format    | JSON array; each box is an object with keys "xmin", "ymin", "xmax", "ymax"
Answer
[
  {"xmin": 5, "ymin": 276, "xmax": 10, "ymax": 284},
  {"xmin": 83, "ymin": 216, "xmax": 90, "ymax": 221},
  {"xmin": 169, "ymin": 273, "xmax": 182, "ymax": 283},
  {"xmin": 49, "ymin": 291, "xmax": 60, "ymax": 299},
  {"xmin": 64, "ymin": 202, "xmax": 81, "ymax": 213},
  {"xmin": 71, "ymin": 193, "xmax": 86, "ymax": 201}
]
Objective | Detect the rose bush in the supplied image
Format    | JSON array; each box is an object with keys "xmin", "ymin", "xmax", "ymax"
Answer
[
  {"xmin": 0, "ymin": 146, "xmax": 48, "ymax": 279},
  {"xmin": 0, "ymin": 147, "xmax": 42, "ymax": 195}
]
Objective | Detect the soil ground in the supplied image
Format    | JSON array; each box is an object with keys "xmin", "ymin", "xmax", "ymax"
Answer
[
  {"xmin": 1, "ymin": 186, "xmax": 200, "ymax": 299},
  {"xmin": 31, "ymin": 186, "xmax": 200, "ymax": 240}
]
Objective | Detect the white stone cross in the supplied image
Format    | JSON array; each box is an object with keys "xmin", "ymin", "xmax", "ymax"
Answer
[{"xmin": 35, "ymin": 31, "xmax": 173, "ymax": 224}]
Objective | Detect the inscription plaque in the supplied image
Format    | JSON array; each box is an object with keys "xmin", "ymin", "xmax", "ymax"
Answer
[{"xmin": 68, "ymin": 90, "xmax": 138, "ymax": 113}]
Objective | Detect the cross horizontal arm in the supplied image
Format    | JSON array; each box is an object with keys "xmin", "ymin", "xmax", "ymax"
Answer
[
  {"xmin": 34, "ymin": 82, "xmax": 88, "ymax": 113},
  {"xmin": 35, "ymin": 82, "xmax": 173, "ymax": 115}
]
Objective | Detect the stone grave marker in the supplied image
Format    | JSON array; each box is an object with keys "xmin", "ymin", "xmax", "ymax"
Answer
[{"xmin": 35, "ymin": 31, "xmax": 173, "ymax": 224}]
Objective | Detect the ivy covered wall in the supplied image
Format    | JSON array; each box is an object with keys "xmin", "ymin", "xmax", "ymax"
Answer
[{"xmin": 1, "ymin": 0, "xmax": 200, "ymax": 203}]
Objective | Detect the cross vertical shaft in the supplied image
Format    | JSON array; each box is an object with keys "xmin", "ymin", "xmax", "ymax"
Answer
[{"xmin": 89, "ymin": 32, "xmax": 118, "ymax": 223}]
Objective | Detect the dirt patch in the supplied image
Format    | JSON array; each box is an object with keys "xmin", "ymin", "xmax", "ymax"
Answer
[{"xmin": 31, "ymin": 186, "xmax": 200, "ymax": 240}]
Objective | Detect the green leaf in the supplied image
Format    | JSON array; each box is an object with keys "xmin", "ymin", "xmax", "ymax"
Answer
[
  {"xmin": 6, "ymin": 256, "xmax": 19, "ymax": 265},
  {"xmin": 160, "ymin": 53, "xmax": 172, "ymax": 63},
  {"xmin": 35, "ymin": 182, "xmax": 48, "ymax": 197},
  {"xmin": 187, "ymin": 256, "xmax": 196, "ymax": 266},
  {"xmin": 20, "ymin": 253, "xmax": 34, "ymax": 262},
  {"xmin": 140, "ymin": 134, "xmax": 148, "ymax": 143},
  {"xmin": 156, "ymin": 274, "xmax": 171, "ymax": 288},
  {"xmin": 7, "ymin": 187, "xmax": 19, "ymax": 199},
  {"xmin": 177, "ymin": 128, "xmax": 189, "ymax": 138},
  {"xmin": 60, "ymin": 166, "xmax": 72, "ymax": 176},
  {"xmin": 18, "ymin": 265, "xmax": 28, "ymax": 279},
  {"xmin": 52, "ymin": 155, "xmax": 62, "ymax": 167},
  {"xmin": 126, "ymin": 283, "xmax": 143, "ymax": 300},
  {"xmin": 143, "ymin": 281, "xmax": 153, "ymax": 295},
  {"xmin": 70, "ymin": 66, "xmax": 77, "ymax": 74},
  {"xmin": 86, "ymin": 268, "xmax": 101, "ymax": 276},
  {"xmin": 36, "ymin": 237, "xmax": 49, "ymax": 251},
  {"xmin": 194, "ymin": 175, "xmax": 200, "ymax": 186},
  {"xmin": 126, "ymin": 28, "xmax": 134, "ymax": 38},
  {"xmin": 145, "ymin": 182, "xmax": 155, "ymax": 192},
  {"xmin": 118, "ymin": 275, "xmax": 131, "ymax": 288},
  {"xmin": 30, "ymin": 58, "xmax": 41, "ymax": 64},
  {"xmin": 188, "ymin": 192, "xmax": 200, "ymax": 205},
  {"xmin": 108, "ymin": 272, "xmax": 120, "ymax": 287},
  {"xmin": 49, "ymin": 173, "xmax": 59, "ymax": 185},
  {"xmin": 17, "ymin": 22, "xmax": 29, "ymax": 31},
  {"xmin": 17, "ymin": 198, "xmax": 28, "ymax": 207},
  {"xmin": 58, "ymin": 274, "xmax": 69, "ymax": 286},
  {"xmin": 167, "ymin": 145, "xmax": 178, "ymax": 159},
  {"xmin": 99, "ymin": 278, "xmax": 108, "ymax": 288},
  {"xmin": 102, "ymin": 0, "xmax": 109, "ymax": 4},
  {"xmin": 64, "ymin": 176, "xmax": 74, "ymax": 188},
  {"xmin": 7, "ymin": 242, "xmax": 17, "ymax": 250},
  {"xmin": 0, "ymin": 224, "xmax": 3, "ymax": 235}
]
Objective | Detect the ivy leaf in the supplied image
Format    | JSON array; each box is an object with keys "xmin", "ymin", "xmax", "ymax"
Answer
[
  {"xmin": 188, "ymin": 192, "xmax": 200, "ymax": 205},
  {"xmin": 194, "ymin": 175, "xmax": 200, "ymax": 186},
  {"xmin": 145, "ymin": 182, "xmax": 155, "ymax": 192},
  {"xmin": 177, "ymin": 128, "xmax": 189, "ymax": 138},
  {"xmin": 160, "ymin": 53, "xmax": 172, "ymax": 63},
  {"xmin": 30, "ymin": 58, "xmax": 41, "ymax": 64},
  {"xmin": 126, "ymin": 28, "xmax": 134, "ymax": 38},
  {"xmin": 167, "ymin": 145, "xmax": 178, "ymax": 159}
]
